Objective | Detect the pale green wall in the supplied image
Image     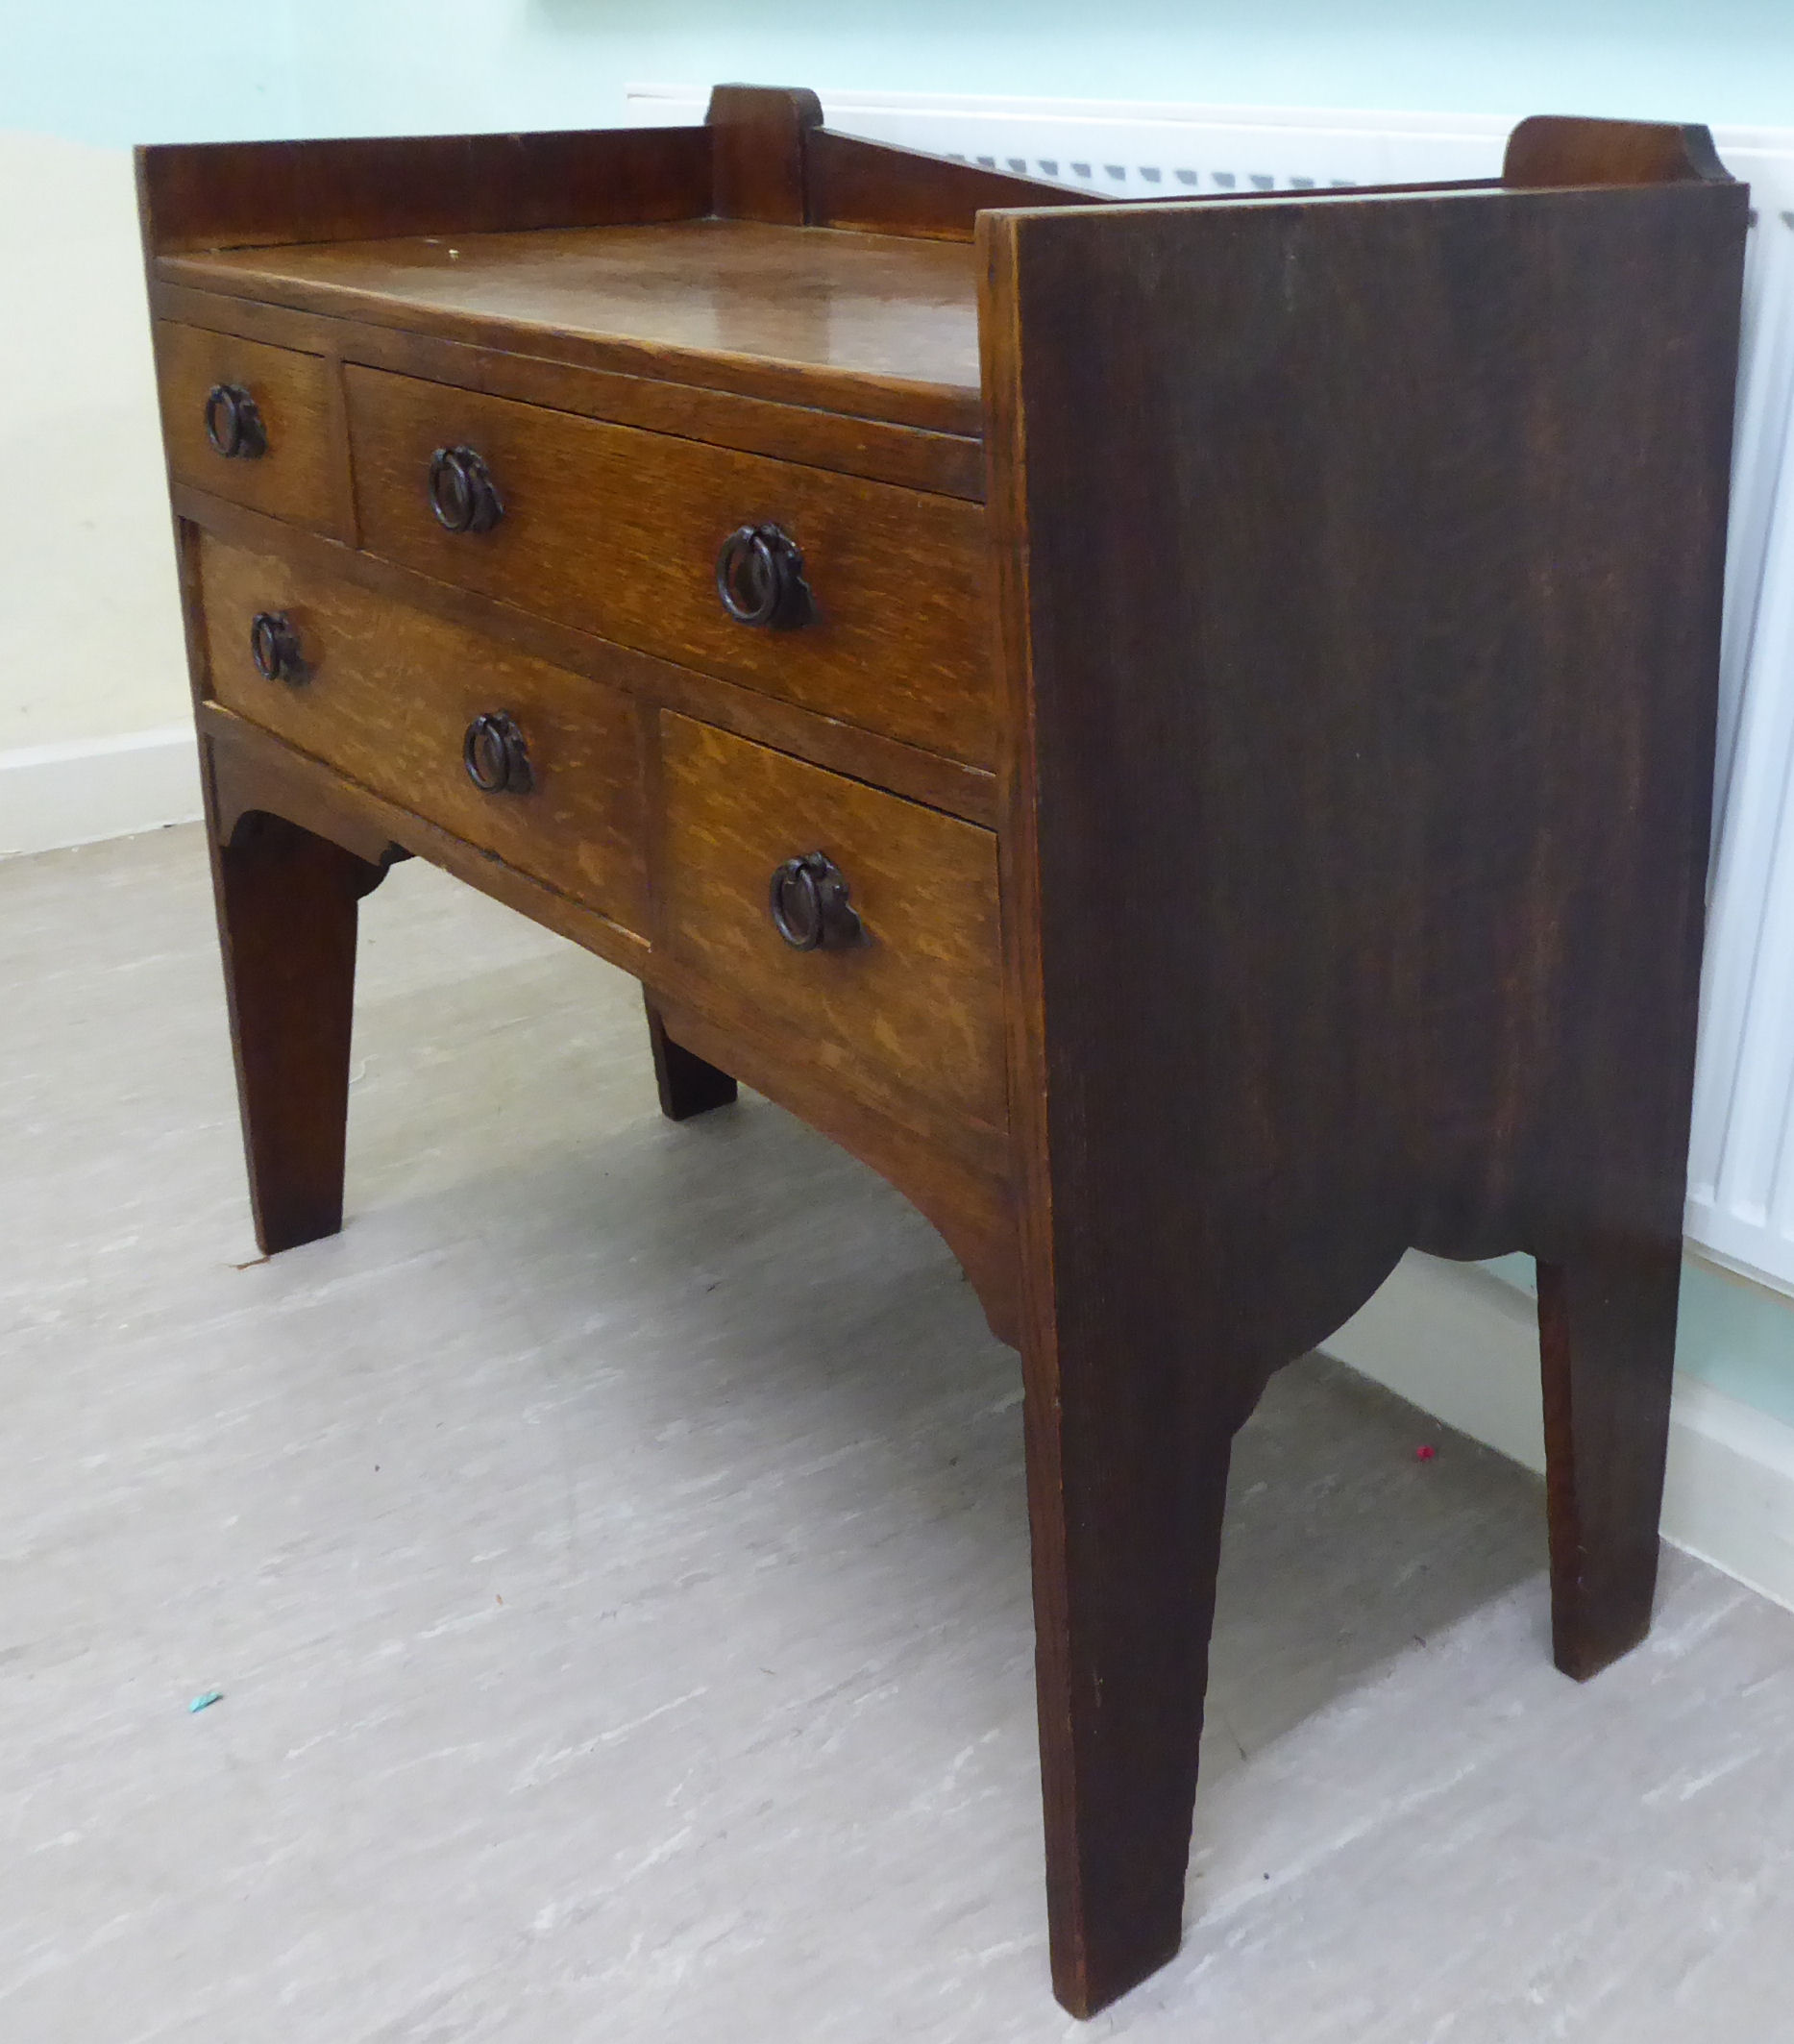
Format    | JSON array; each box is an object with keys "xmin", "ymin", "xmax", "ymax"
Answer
[{"xmin": 8, "ymin": 0, "xmax": 1794, "ymax": 148}]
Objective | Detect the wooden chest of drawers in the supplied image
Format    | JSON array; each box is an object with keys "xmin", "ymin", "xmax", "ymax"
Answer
[{"xmin": 139, "ymin": 89, "xmax": 1748, "ymax": 2015}]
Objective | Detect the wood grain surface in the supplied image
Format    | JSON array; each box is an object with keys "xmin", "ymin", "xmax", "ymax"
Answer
[
  {"xmin": 982, "ymin": 151, "xmax": 1747, "ymax": 2015},
  {"xmin": 807, "ymin": 129, "xmax": 1101, "ymax": 241},
  {"xmin": 1504, "ymin": 112, "xmax": 1731, "ymax": 187},
  {"xmin": 151, "ymin": 282, "xmax": 985, "ymax": 502},
  {"xmin": 347, "ymin": 365, "xmax": 996, "ymax": 764},
  {"xmin": 155, "ymin": 322, "xmax": 344, "ymax": 535},
  {"xmin": 201, "ymin": 536, "xmax": 649, "ymax": 934},
  {"xmin": 177, "ymin": 487, "xmax": 998, "ymax": 827},
  {"xmin": 643, "ymin": 989, "xmax": 739, "ymax": 1121},
  {"xmin": 163, "ymin": 220, "xmax": 985, "ymax": 436},
  {"xmin": 136, "ymin": 123, "xmax": 713, "ymax": 255},
  {"xmin": 201, "ymin": 702, "xmax": 649, "ymax": 976},
  {"xmin": 209, "ymin": 809, "xmax": 388, "ymax": 1255},
  {"xmin": 708, "ymin": 84, "xmax": 822, "ymax": 226},
  {"xmin": 658, "ymin": 714, "xmax": 1006, "ymax": 1139},
  {"xmin": 200, "ymin": 702, "xmax": 1020, "ymax": 1345}
]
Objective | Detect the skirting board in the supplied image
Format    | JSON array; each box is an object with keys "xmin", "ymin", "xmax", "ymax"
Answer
[
  {"xmin": 0, "ymin": 726, "xmax": 202, "ymax": 860},
  {"xmin": 1323, "ymin": 1252, "xmax": 1794, "ymax": 1617}
]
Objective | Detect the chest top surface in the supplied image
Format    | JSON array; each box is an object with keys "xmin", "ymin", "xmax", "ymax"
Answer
[{"xmin": 160, "ymin": 219, "xmax": 985, "ymax": 431}]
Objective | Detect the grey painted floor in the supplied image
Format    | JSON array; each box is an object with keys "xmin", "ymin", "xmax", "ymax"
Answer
[{"xmin": 4, "ymin": 825, "xmax": 1793, "ymax": 2043}]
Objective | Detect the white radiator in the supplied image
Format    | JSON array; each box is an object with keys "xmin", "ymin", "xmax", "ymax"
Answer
[{"xmin": 629, "ymin": 86, "xmax": 1794, "ymax": 1298}]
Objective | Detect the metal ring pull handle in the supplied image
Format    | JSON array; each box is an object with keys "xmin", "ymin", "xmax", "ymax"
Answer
[
  {"xmin": 463, "ymin": 711, "xmax": 532, "ymax": 795},
  {"xmin": 716, "ymin": 524, "xmax": 813, "ymax": 629},
  {"xmin": 205, "ymin": 383, "xmax": 267, "ymax": 460},
  {"xmin": 249, "ymin": 611, "xmax": 305, "ymax": 684},
  {"xmin": 769, "ymin": 852, "xmax": 862, "ymax": 951},
  {"xmin": 429, "ymin": 445, "xmax": 504, "ymax": 534}
]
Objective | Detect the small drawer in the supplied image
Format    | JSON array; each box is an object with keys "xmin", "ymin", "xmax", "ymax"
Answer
[
  {"xmin": 199, "ymin": 537, "xmax": 648, "ymax": 933},
  {"xmin": 658, "ymin": 714, "xmax": 1005, "ymax": 1135},
  {"xmin": 345, "ymin": 366, "xmax": 996, "ymax": 768},
  {"xmin": 156, "ymin": 324, "xmax": 342, "ymax": 533}
]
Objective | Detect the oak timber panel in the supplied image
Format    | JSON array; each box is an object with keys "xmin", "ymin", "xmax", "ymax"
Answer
[
  {"xmin": 708, "ymin": 83, "xmax": 821, "ymax": 225},
  {"xmin": 200, "ymin": 536, "xmax": 649, "ymax": 933},
  {"xmin": 347, "ymin": 365, "xmax": 997, "ymax": 765},
  {"xmin": 160, "ymin": 219, "xmax": 986, "ymax": 434},
  {"xmin": 1503, "ymin": 113, "xmax": 1730, "ymax": 187},
  {"xmin": 979, "ymin": 160, "xmax": 1747, "ymax": 2018},
  {"xmin": 155, "ymin": 323, "xmax": 342, "ymax": 534},
  {"xmin": 136, "ymin": 123, "xmax": 713, "ymax": 256},
  {"xmin": 658, "ymin": 715, "xmax": 1006, "ymax": 1138},
  {"xmin": 152, "ymin": 281, "xmax": 986, "ymax": 500},
  {"xmin": 175, "ymin": 486, "xmax": 1000, "ymax": 825},
  {"xmin": 985, "ymin": 177, "xmax": 1748, "ymax": 1388},
  {"xmin": 806, "ymin": 128, "xmax": 1100, "ymax": 241},
  {"xmin": 199, "ymin": 699, "xmax": 1017, "ymax": 1338}
]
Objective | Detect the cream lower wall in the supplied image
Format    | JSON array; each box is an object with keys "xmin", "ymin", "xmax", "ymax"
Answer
[{"xmin": 0, "ymin": 133, "xmax": 189, "ymax": 756}]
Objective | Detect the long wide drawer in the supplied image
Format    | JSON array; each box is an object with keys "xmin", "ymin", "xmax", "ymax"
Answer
[
  {"xmin": 198, "ymin": 537, "xmax": 649, "ymax": 933},
  {"xmin": 156, "ymin": 323, "xmax": 343, "ymax": 534},
  {"xmin": 658, "ymin": 714, "xmax": 1006, "ymax": 1136},
  {"xmin": 345, "ymin": 366, "xmax": 997, "ymax": 767}
]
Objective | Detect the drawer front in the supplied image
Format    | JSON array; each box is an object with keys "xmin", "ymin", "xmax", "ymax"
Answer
[
  {"xmin": 156, "ymin": 324, "xmax": 342, "ymax": 533},
  {"xmin": 346, "ymin": 366, "xmax": 996, "ymax": 767},
  {"xmin": 199, "ymin": 538, "xmax": 648, "ymax": 932},
  {"xmin": 659, "ymin": 714, "xmax": 1005, "ymax": 1134}
]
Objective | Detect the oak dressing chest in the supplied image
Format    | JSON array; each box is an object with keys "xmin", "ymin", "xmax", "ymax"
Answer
[{"xmin": 139, "ymin": 89, "xmax": 1747, "ymax": 2013}]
